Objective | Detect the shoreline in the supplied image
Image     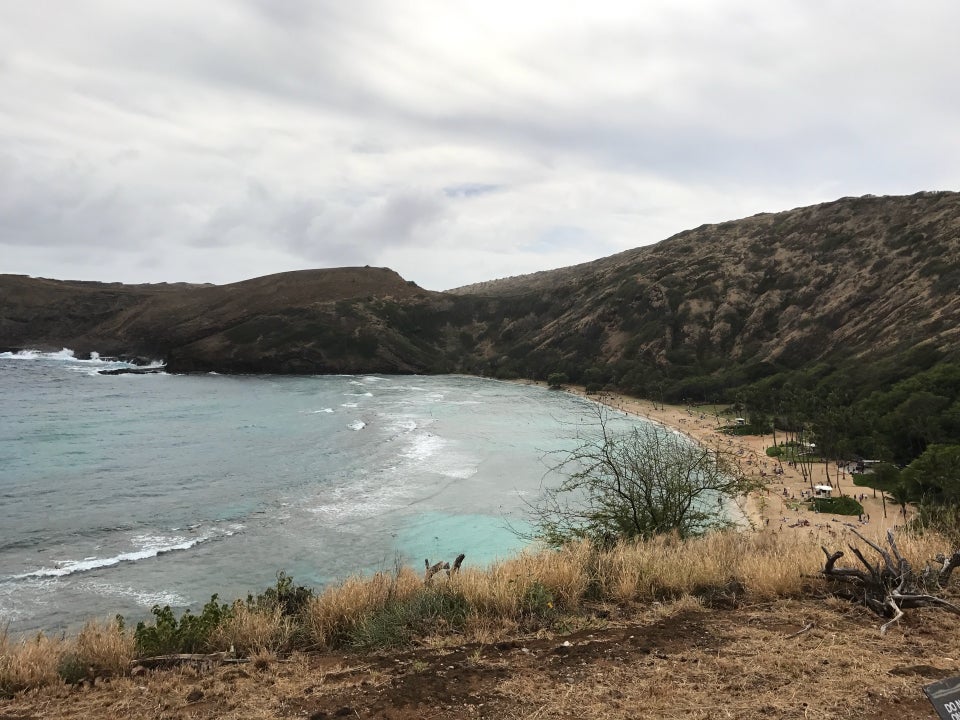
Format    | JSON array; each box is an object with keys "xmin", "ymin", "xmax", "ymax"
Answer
[{"xmin": 515, "ymin": 379, "xmax": 908, "ymax": 541}]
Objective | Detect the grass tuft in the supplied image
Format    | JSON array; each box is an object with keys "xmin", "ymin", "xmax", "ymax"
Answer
[{"xmin": 1, "ymin": 629, "xmax": 64, "ymax": 696}]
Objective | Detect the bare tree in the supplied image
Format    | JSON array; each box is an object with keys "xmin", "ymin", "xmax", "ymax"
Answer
[{"xmin": 532, "ymin": 406, "xmax": 762, "ymax": 545}]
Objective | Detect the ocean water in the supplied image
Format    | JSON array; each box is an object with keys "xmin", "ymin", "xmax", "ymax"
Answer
[{"xmin": 0, "ymin": 350, "xmax": 641, "ymax": 634}]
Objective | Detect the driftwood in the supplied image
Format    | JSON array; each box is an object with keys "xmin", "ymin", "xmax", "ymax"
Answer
[
  {"xmin": 821, "ymin": 526, "xmax": 960, "ymax": 634},
  {"xmin": 132, "ymin": 651, "xmax": 246, "ymax": 670},
  {"xmin": 424, "ymin": 553, "xmax": 466, "ymax": 584}
]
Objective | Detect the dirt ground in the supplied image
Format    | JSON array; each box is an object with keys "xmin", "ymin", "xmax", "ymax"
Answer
[{"xmin": 3, "ymin": 597, "xmax": 956, "ymax": 720}]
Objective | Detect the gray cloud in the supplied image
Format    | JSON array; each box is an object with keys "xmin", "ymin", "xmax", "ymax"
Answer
[{"xmin": 1, "ymin": 1, "xmax": 959, "ymax": 289}]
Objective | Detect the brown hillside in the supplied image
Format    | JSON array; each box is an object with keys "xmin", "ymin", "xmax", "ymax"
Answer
[
  {"xmin": 449, "ymin": 191, "xmax": 960, "ymax": 394},
  {"xmin": 2, "ymin": 192, "xmax": 959, "ymax": 387}
]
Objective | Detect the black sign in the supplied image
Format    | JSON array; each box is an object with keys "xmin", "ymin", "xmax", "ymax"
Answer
[{"xmin": 925, "ymin": 676, "xmax": 960, "ymax": 720}]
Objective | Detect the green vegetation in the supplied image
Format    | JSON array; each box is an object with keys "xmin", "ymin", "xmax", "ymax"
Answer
[
  {"xmin": 852, "ymin": 445, "xmax": 960, "ymax": 537},
  {"xmin": 133, "ymin": 595, "xmax": 231, "ymax": 656},
  {"xmin": 811, "ymin": 496, "xmax": 863, "ymax": 516},
  {"xmin": 350, "ymin": 586, "xmax": 469, "ymax": 649},
  {"xmin": 531, "ymin": 407, "xmax": 760, "ymax": 544}
]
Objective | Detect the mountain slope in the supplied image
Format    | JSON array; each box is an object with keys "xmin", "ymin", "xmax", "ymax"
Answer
[
  {"xmin": 452, "ymin": 191, "xmax": 960, "ymax": 396},
  {"xmin": 3, "ymin": 191, "xmax": 959, "ymax": 389}
]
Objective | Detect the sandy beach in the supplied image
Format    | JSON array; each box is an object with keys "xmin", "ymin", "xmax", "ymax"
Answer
[{"xmin": 526, "ymin": 381, "xmax": 911, "ymax": 543}]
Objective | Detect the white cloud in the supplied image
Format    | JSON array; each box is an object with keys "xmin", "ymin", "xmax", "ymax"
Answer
[{"xmin": 1, "ymin": 1, "xmax": 959, "ymax": 290}]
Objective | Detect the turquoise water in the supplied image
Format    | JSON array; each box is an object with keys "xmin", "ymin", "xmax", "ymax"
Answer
[{"xmin": 0, "ymin": 351, "xmax": 630, "ymax": 633}]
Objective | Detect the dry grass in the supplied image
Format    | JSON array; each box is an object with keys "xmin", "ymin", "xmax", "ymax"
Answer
[
  {"xmin": 0, "ymin": 629, "xmax": 63, "ymax": 696},
  {"xmin": 212, "ymin": 603, "xmax": 292, "ymax": 655},
  {"xmin": 2, "ymin": 525, "xmax": 954, "ymax": 701},
  {"xmin": 71, "ymin": 618, "xmax": 135, "ymax": 678},
  {"xmin": 302, "ymin": 525, "xmax": 947, "ymax": 650},
  {"xmin": 304, "ymin": 566, "xmax": 422, "ymax": 647},
  {"xmin": 1, "ymin": 619, "xmax": 133, "ymax": 695}
]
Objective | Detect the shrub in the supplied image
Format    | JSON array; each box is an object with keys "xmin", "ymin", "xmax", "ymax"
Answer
[
  {"xmin": 533, "ymin": 406, "xmax": 761, "ymax": 543},
  {"xmin": 811, "ymin": 496, "xmax": 864, "ymax": 516},
  {"xmin": 519, "ymin": 582, "xmax": 556, "ymax": 622},
  {"xmin": 247, "ymin": 571, "xmax": 314, "ymax": 617},
  {"xmin": 134, "ymin": 595, "xmax": 232, "ymax": 656},
  {"xmin": 766, "ymin": 445, "xmax": 783, "ymax": 457},
  {"xmin": 349, "ymin": 587, "xmax": 469, "ymax": 649}
]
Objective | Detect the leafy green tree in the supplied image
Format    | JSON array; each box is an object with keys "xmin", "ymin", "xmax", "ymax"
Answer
[
  {"xmin": 531, "ymin": 407, "xmax": 760, "ymax": 544},
  {"xmin": 883, "ymin": 391, "xmax": 952, "ymax": 463},
  {"xmin": 901, "ymin": 444, "xmax": 960, "ymax": 504},
  {"xmin": 547, "ymin": 372, "xmax": 569, "ymax": 389}
]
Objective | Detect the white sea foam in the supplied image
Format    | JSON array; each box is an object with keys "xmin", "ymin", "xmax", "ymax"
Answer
[
  {"xmin": 399, "ymin": 431, "xmax": 478, "ymax": 480},
  {"xmin": 309, "ymin": 408, "xmax": 335, "ymax": 414},
  {"xmin": 348, "ymin": 420, "xmax": 366, "ymax": 431},
  {"xmin": 391, "ymin": 419, "xmax": 417, "ymax": 433},
  {"xmin": 14, "ymin": 531, "xmax": 221, "ymax": 579},
  {"xmin": 81, "ymin": 582, "xmax": 189, "ymax": 609},
  {"xmin": 0, "ymin": 348, "xmax": 75, "ymax": 361},
  {"xmin": 0, "ymin": 348, "xmax": 165, "ymax": 369},
  {"xmin": 308, "ymin": 483, "xmax": 409, "ymax": 521},
  {"xmin": 345, "ymin": 392, "xmax": 374, "ymax": 397},
  {"xmin": 402, "ymin": 432, "xmax": 444, "ymax": 461},
  {"xmin": 341, "ymin": 402, "xmax": 358, "ymax": 408}
]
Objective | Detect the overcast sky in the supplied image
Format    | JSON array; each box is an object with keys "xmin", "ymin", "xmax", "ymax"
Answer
[{"xmin": 2, "ymin": 1, "xmax": 959, "ymax": 291}]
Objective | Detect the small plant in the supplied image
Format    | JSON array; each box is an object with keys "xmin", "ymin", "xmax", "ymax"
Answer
[
  {"xmin": 247, "ymin": 571, "xmax": 314, "ymax": 617},
  {"xmin": 56, "ymin": 652, "xmax": 87, "ymax": 685},
  {"xmin": 134, "ymin": 595, "xmax": 232, "ymax": 656},
  {"xmin": 520, "ymin": 581, "xmax": 556, "ymax": 622},
  {"xmin": 349, "ymin": 587, "xmax": 469, "ymax": 650}
]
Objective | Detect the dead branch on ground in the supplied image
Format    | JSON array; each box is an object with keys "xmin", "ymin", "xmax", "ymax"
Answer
[{"xmin": 820, "ymin": 527, "xmax": 960, "ymax": 634}]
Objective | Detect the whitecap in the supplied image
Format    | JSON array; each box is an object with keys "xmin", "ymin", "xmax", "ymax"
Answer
[
  {"xmin": 1, "ymin": 348, "xmax": 166, "ymax": 376},
  {"xmin": 388, "ymin": 418, "xmax": 417, "ymax": 433},
  {"xmin": 14, "ymin": 533, "xmax": 215, "ymax": 579},
  {"xmin": 402, "ymin": 432, "xmax": 445, "ymax": 461},
  {"xmin": 80, "ymin": 582, "xmax": 189, "ymax": 609},
  {"xmin": 341, "ymin": 402, "xmax": 358, "ymax": 408},
  {"xmin": 308, "ymin": 483, "xmax": 409, "ymax": 521},
  {"xmin": 348, "ymin": 420, "xmax": 366, "ymax": 431}
]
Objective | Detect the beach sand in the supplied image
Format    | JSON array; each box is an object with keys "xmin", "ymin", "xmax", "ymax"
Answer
[{"xmin": 525, "ymin": 380, "xmax": 910, "ymax": 543}]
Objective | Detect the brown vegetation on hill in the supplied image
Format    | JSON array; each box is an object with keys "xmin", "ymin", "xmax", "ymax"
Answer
[{"xmin": 3, "ymin": 192, "xmax": 959, "ymax": 394}]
